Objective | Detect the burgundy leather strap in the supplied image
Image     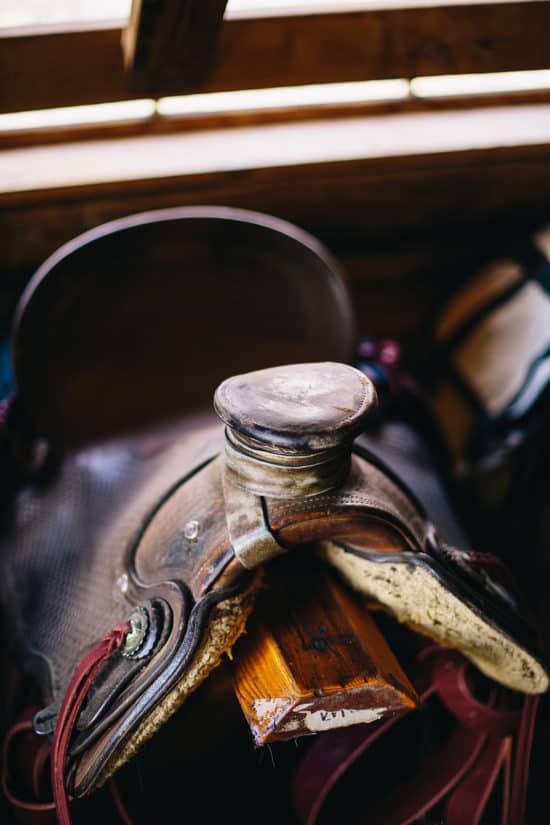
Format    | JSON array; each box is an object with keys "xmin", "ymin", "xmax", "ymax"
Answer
[
  {"xmin": 50, "ymin": 622, "xmax": 130, "ymax": 825},
  {"xmin": 508, "ymin": 695, "xmax": 539, "ymax": 825},
  {"xmin": 1, "ymin": 715, "xmax": 57, "ymax": 819},
  {"xmin": 432, "ymin": 654, "xmax": 520, "ymax": 737},
  {"xmin": 291, "ymin": 650, "xmax": 537, "ymax": 825},
  {"xmin": 444, "ymin": 736, "xmax": 512, "ymax": 825},
  {"xmin": 291, "ymin": 708, "xmax": 417, "ymax": 825},
  {"xmin": 290, "ymin": 646, "xmax": 449, "ymax": 823},
  {"xmin": 2, "ymin": 624, "xmax": 131, "ymax": 825},
  {"xmin": 445, "ymin": 736, "xmax": 512, "ymax": 825},
  {"xmin": 365, "ymin": 722, "xmax": 488, "ymax": 825},
  {"xmin": 291, "ymin": 665, "xmax": 443, "ymax": 825},
  {"xmin": 445, "ymin": 694, "xmax": 539, "ymax": 825}
]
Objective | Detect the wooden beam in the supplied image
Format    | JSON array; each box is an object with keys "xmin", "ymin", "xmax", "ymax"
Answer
[
  {"xmin": 6, "ymin": 87, "xmax": 550, "ymax": 152},
  {"xmin": 3, "ymin": 104, "xmax": 550, "ymax": 198},
  {"xmin": 0, "ymin": 26, "xmax": 128, "ymax": 114},
  {"xmin": 210, "ymin": 2, "xmax": 550, "ymax": 92},
  {"xmin": 123, "ymin": 0, "xmax": 229, "ymax": 92},
  {"xmin": 2, "ymin": 2, "xmax": 550, "ymax": 114}
]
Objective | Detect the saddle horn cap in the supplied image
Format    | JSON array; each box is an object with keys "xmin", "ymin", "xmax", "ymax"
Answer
[
  {"xmin": 214, "ymin": 362, "xmax": 377, "ymax": 498},
  {"xmin": 214, "ymin": 361, "xmax": 376, "ymax": 454}
]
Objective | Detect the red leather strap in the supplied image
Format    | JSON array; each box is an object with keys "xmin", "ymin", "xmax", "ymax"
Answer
[
  {"xmin": 508, "ymin": 695, "xmax": 539, "ymax": 825},
  {"xmin": 445, "ymin": 734, "xmax": 512, "ymax": 824},
  {"xmin": 2, "ymin": 624, "xmax": 132, "ymax": 824},
  {"xmin": 50, "ymin": 622, "xmax": 130, "ymax": 825},
  {"xmin": 291, "ymin": 670, "xmax": 439, "ymax": 825},
  {"xmin": 290, "ymin": 649, "xmax": 536, "ymax": 825},
  {"xmin": 1, "ymin": 715, "xmax": 57, "ymax": 818},
  {"xmin": 365, "ymin": 722, "xmax": 488, "ymax": 825},
  {"xmin": 291, "ymin": 707, "xmax": 418, "ymax": 825},
  {"xmin": 445, "ymin": 693, "xmax": 539, "ymax": 825},
  {"xmin": 432, "ymin": 654, "xmax": 520, "ymax": 737}
]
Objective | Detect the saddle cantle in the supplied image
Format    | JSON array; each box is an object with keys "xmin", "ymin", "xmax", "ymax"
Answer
[
  {"xmin": 0, "ymin": 208, "xmax": 548, "ymax": 823},
  {"xmin": 10, "ymin": 205, "xmax": 355, "ymax": 450}
]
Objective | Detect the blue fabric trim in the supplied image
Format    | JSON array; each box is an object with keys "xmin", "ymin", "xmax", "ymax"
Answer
[{"xmin": 0, "ymin": 338, "xmax": 15, "ymax": 401}]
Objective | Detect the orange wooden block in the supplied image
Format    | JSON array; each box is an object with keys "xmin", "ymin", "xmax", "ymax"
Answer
[{"xmin": 230, "ymin": 555, "xmax": 418, "ymax": 745}]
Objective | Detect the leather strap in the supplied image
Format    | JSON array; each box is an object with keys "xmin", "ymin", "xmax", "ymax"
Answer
[
  {"xmin": 1, "ymin": 624, "xmax": 132, "ymax": 825},
  {"xmin": 432, "ymin": 654, "xmax": 520, "ymax": 737},
  {"xmin": 364, "ymin": 723, "xmax": 487, "ymax": 825},
  {"xmin": 51, "ymin": 622, "xmax": 130, "ymax": 825},
  {"xmin": 445, "ymin": 737, "xmax": 512, "ymax": 825},
  {"xmin": 1, "ymin": 713, "xmax": 57, "ymax": 820},
  {"xmin": 291, "ymin": 666, "xmax": 441, "ymax": 825},
  {"xmin": 509, "ymin": 695, "xmax": 539, "ymax": 825},
  {"xmin": 291, "ymin": 707, "xmax": 412, "ymax": 825},
  {"xmin": 291, "ymin": 648, "xmax": 538, "ymax": 825}
]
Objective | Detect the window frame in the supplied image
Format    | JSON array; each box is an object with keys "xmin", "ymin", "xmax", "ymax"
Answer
[
  {"xmin": 2, "ymin": 0, "xmax": 550, "ymax": 344},
  {"xmin": 2, "ymin": 1, "xmax": 550, "ymax": 114}
]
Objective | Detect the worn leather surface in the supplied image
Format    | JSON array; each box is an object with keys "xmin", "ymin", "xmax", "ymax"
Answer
[
  {"xmin": 214, "ymin": 361, "xmax": 376, "ymax": 451},
  {"xmin": 1, "ymin": 409, "xmax": 423, "ymax": 794},
  {"xmin": 0, "ymin": 416, "xmax": 222, "ymax": 705},
  {"xmin": 1, "ymin": 399, "xmax": 547, "ymax": 802}
]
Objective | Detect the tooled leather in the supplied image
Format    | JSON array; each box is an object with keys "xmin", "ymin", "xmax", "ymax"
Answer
[
  {"xmin": 70, "ymin": 577, "xmax": 254, "ymax": 797},
  {"xmin": 0, "ymin": 416, "xmax": 223, "ymax": 708},
  {"xmin": 266, "ymin": 453, "xmax": 428, "ymax": 548},
  {"xmin": 0, "ymin": 445, "xmax": 141, "ymax": 703},
  {"xmin": 133, "ymin": 456, "xmax": 231, "ymax": 601}
]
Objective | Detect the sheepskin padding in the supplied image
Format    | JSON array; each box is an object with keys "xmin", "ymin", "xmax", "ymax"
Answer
[{"xmin": 320, "ymin": 541, "xmax": 548, "ymax": 695}]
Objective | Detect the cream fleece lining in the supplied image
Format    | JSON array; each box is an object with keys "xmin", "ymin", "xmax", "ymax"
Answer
[{"xmin": 319, "ymin": 541, "xmax": 548, "ymax": 695}]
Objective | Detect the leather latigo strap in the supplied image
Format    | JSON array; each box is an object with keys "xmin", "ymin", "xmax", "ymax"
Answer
[
  {"xmin": 0, "ymin": 363, "xmax": 548, "ymax": 818},
  {"xmin": 291, "ymin": 645, "xmax": 540, "ymax": 825}
]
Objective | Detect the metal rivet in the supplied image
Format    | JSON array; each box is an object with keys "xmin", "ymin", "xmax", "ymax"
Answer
[
  {"xmin": 117, "ymin": 573, "xmax": 129, "ymax": 594},
  {"xmin": 184, "ymin": 519, "xmax": 200, "ymax": 541},
  {"xmin": 33, "ymin": 704, "xmax": 58, "ymax": 736},
  {"xmin": 122, "ymin": 607, "xmax": 150, "ymax": 658}
]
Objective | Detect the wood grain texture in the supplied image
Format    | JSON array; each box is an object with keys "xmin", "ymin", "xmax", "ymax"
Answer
[
  {"xmin": 123, "ymin": 0, "xmax": 228, "ymax": 91},
  {"xmin": 210, "ymin": 2, "xmax": 550, "ymax": 92},
  {"xmin": 230, "ymin": 555, "xmax": 417, "ymax": 744},
  {"xmin": 2, "ymin": 2, "xmax": 550, "ymax": 113}
]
